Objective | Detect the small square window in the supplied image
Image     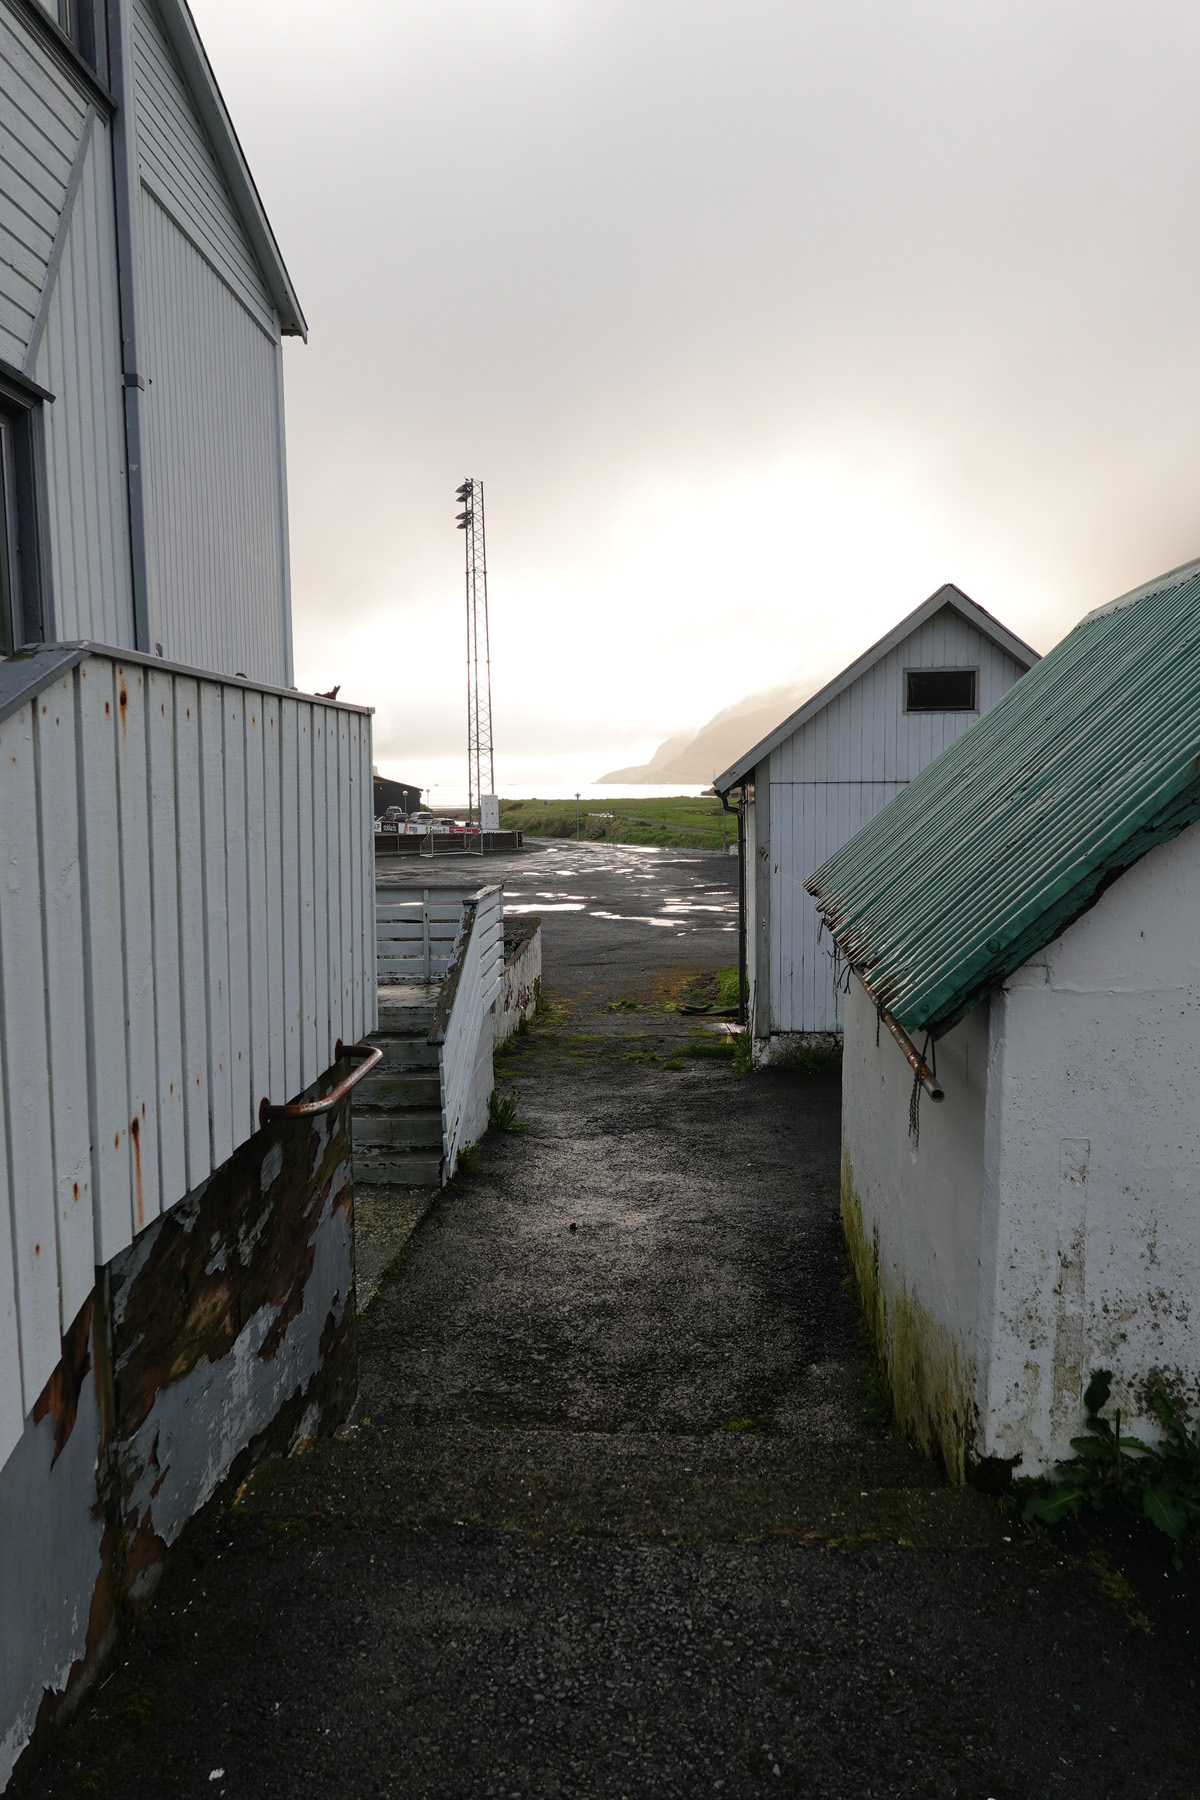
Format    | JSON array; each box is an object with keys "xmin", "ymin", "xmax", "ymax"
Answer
[
  {"xmin": 33, "ymin": 0, "xmax": 105, "ymax": 76},
  {"xmin": 905, "ymin": 668, "xmax": 977, "ymax": 712}
]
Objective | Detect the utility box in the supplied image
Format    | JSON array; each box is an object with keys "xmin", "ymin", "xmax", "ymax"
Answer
[{"xmin": 480, "ymin": 794, "xmax": 501, "ymax": 832}]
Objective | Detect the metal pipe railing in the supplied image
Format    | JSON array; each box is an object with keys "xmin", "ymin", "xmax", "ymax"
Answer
[{"xmin": 258, "ymin": 1040, "xmax": 383, "ymax": 1127}]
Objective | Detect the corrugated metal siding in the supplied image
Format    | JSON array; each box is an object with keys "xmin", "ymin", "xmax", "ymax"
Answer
[
  {"xmin": 131, "ymin": 0, "xmax": 275, "ymax": 333},
  {"xmin": 32, "ymin": 115, "xmax": 135, "ymax": 646},
  {"xmin": 806, "ymin": 572, "xmax": 1200, "ymax": 1037},
  {"xmin": 767, "ymin": 606, "xmax": 1028, "ymax": 1033},
  {"xmin": 0, "ymin": 650, "xmax": 373, "ymax": 1473},
  {"xmin": 138, "ymin": 189, "xmax": 289, "ymax": 683},
  {"xmin": 768, "ymin": 777, "xmax": 905, "ymax": 1032},
  {"xmin": 0, "ymin": 6, "xmax": 88, "ymax": 367}
]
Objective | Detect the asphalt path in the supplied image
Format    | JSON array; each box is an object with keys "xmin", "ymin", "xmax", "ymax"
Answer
[
  {"xmin": 377, "ymin": 836, "xmax": 742, "ymax": 1004},
  {"xmin": 21, "ymin": 847, "xmax": 1199, "ymax": 1800}
]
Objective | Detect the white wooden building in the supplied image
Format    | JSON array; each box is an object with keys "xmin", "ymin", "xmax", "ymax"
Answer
[
  {"xmin": 808, "ymin": 560, "xmax": 1200, "ymax": 1483},
  {"xmin": 714, "ymin": 586, "xmax": 1036, "ymax": 1061},
  {"xmin": 0, "ymin": 0, "xmax": 375, "ymax": 1780}
]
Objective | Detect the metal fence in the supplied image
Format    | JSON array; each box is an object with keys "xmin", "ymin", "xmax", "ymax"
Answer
[{"xmin": 0, "ymin": 645, "xmax": 375, "ymax": 1470}]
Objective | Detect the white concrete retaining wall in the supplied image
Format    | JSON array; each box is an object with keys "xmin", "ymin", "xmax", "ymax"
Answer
[
  {"xmin": 842, "ymin": 815, "xmax": 1200, "ymax": 1478},
  {"xmin": 494, "ymin": 922, "xmax": 542, "ymax": 1045},
  {"xmin": 840, "ymin": 974, "xmax": 989, "ymax": 1479}
]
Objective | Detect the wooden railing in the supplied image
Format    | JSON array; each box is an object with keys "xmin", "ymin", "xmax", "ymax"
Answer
[
  {"xmin": 0, "ymin": 643, "xmax": 375, "ymax": 1470},
  {"xmin": 428, "ymin": 886, "xmax": 504, "ymax": 1175},
  {"xmin": 376, "ymin": 886, "xmax": 484, "ymax": 983}
]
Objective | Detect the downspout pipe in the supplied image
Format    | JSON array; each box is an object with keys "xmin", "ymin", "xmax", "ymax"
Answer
[
  {"xmin": 853, "ymin": 966, "xmax": 943, "ymax": 1101},
  {"xmin": 719, "ymin": 786, "xmax": 747, "ymax": 1025}
]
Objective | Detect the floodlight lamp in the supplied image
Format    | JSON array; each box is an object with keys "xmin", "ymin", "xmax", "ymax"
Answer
[{"xmin": 455, "ymin": 482, "xmax": 473, "ymax": 498}]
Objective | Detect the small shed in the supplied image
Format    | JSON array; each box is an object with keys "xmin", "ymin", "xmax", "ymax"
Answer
[
  {"xmin": 714, "ymin": 586, "xmax": 1036, "ymax": 1061},
  {"xmin": 374, "ymin": 773, "xmax": 424, "ymax": 815},
  {"xmin": 807, "ymin": 558, "xmax": 1200, "ymax": 1482}
]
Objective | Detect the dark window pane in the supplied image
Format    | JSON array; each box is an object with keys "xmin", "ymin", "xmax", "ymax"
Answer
[
  {"xmin": 0, "ymin": 417, "xmax": 18, "ymax": 656},
  {"xmin": 906, "ymin": 668, "xmax": 977, "ymax": 712}
]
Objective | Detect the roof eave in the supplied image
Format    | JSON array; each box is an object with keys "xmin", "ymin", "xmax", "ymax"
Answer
[
  {"xmin": 713, "ymin": 584, "xmax": 1038, "ymax": 793},
  {"xmin": 158, "ymin": 0, "xmax": 307, "ymax": 340},
  {"xmin": 810, "ymin": 774, "xmax": 1200, "ymax": 1041}
]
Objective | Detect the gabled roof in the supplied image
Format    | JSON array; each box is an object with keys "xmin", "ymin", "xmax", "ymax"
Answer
[
  {"xmin": 806, "ymin": 557, "xmax": 1200, "ymax": 1038},
  {"xmin": 159, "ymin": 0, "xmax": 306, "ymax": 338},
  {"xmin": 713, "ymin": 584, "xmax": 1037, "ymax": 793}
]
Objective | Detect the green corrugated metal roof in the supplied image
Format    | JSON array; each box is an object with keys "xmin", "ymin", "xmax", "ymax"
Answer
[{"xmin": 806, "ymin": 559, "xmax": 1200, "ymax": 1037}]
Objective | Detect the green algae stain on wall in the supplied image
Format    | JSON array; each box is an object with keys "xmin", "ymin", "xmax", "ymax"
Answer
[{"xmin": 841, "ymin": 1148, "xmax": 977, "ymax": 1483}]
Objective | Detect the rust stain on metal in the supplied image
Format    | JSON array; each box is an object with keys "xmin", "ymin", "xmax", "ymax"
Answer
[
  {"xmin": 131, "ymin": 1116, "xmax": 144, "ymax": 1228},
  {"xmin": 110, "ymin": 1101, "xmax": 353, "ymax": 1438},
  {"xmin": 31, "ymin": 1295, "xmax": 93, "ymax": 1467}
]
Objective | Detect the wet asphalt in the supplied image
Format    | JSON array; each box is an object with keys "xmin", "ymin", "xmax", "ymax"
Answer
[{"xmin": 21, "ymin": 842, "xmax": 1200, "ymax": 1800}]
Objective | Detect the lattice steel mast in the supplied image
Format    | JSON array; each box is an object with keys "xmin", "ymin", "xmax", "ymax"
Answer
[{"xmin": 454, "ymin": 478, "xmax": 494, "ymax": 825}]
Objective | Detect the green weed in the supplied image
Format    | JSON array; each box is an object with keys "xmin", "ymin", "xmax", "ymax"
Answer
[
  {"xmin": 732, "ymin": 1031, "xmax": 753, "ymax": 1077},
  {"xmin": 715, "ymin": 966, "xmax": 742, "ymax": 1010},
  {"xmin": 1023, "ymin": 1370, "xmax": 1200, "ymax": 1565},
  {"xmin": 487, "ymin": 1089, "xmax": 528, "ymax": 1133},
  {"xmin": 722, "ymin": 1412, "xmax": 773, "ymax": 1434}
]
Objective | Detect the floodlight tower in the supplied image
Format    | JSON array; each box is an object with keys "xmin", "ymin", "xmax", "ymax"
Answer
[{"xmin": 454, "ymin": 478, "xmax": 494, "ymax": 826}]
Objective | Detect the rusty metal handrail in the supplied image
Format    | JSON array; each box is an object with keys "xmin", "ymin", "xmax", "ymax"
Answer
[{"xmin": 258, "ymin": 1040, "xmax": 382, "ymax": 1127}]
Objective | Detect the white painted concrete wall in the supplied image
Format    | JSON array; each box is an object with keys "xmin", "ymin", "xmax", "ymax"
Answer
[
  {"xmin": 977, "ymin": 814, "xmax": 1200, "ymax": 1472},
  {"xmin": 842, "ymin": 815, "xmax": 1200, "ymax": 1477},
  {"xmin": 840, "ymin": 973, "xmax": 989, "ymax": 1477}
]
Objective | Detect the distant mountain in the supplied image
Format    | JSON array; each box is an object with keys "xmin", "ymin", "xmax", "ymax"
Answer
[
  {"xmin": 598, "ymin": 680, "xmax": 816, "ymax": 784},
  {"xmin": 597, "ymin": 731, "xmax": 699, "ymax": 783}
]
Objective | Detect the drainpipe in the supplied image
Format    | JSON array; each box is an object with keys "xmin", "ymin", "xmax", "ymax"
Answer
[
  {"xmin": 853, "ymin": 968, "xmax": 943, "ymax": 1100},
  {"xmin": 719, "ymin": 787, "xmax": 746, "ymax": 1025}
]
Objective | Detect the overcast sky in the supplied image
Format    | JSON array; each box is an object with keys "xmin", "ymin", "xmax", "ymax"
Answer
[{"xmin": 193, "ymin": 0, "xmax": 1200, "ymax": 799}]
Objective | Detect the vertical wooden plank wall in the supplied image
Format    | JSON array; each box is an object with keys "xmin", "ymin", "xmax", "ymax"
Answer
[
  {"xmin": 0, "ymin": 653, "xmax": 372, "ymax": 1471},
  {"xmin": 766, "ymin": 613, "xmax": 1030, "ymax": 1035}
]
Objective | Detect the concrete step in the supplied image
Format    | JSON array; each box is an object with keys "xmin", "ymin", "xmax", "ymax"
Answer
[
  {"xmin": 354, "ymin": 1147, "xmax": 444, "ymax": 1188},
  {"xmin": 354, "ymin": 1071, "xmax": 441, "ymax": 1112},
  {"xmin": 353, "ymin": 1110, "xmax": 443, "ymax": 1150},
  {"xmin": 377, "ymin": 986, "xmax": 438, "ymax": 1034},
  {"xmin": 374, "ymin": 1038, "xmax": 440, "ymax": 1074}
]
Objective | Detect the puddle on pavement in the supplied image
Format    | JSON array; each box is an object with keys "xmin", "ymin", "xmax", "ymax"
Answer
[{"xmin": 507, "ymin": 903, "xmax": 586, "ymax": 913}]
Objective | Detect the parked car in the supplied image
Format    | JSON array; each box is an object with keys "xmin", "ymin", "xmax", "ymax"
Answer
[{"xmin": 382, "ymin": 805, "xmax": 408, "ymax": 826}]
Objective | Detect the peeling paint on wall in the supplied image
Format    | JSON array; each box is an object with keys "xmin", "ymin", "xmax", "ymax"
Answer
[
  {"xmin": 1, "ymin": 1098, "xmax": 357, "ymax": 1790},
  {"xmin": 494, "ymin": 918, "xmax": 542, "ymax": 1046}
]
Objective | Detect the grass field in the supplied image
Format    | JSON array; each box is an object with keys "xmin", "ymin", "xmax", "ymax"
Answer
[{"xmin": 499, "ymin": 795, "xmax": 737, "ymax": 851}]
